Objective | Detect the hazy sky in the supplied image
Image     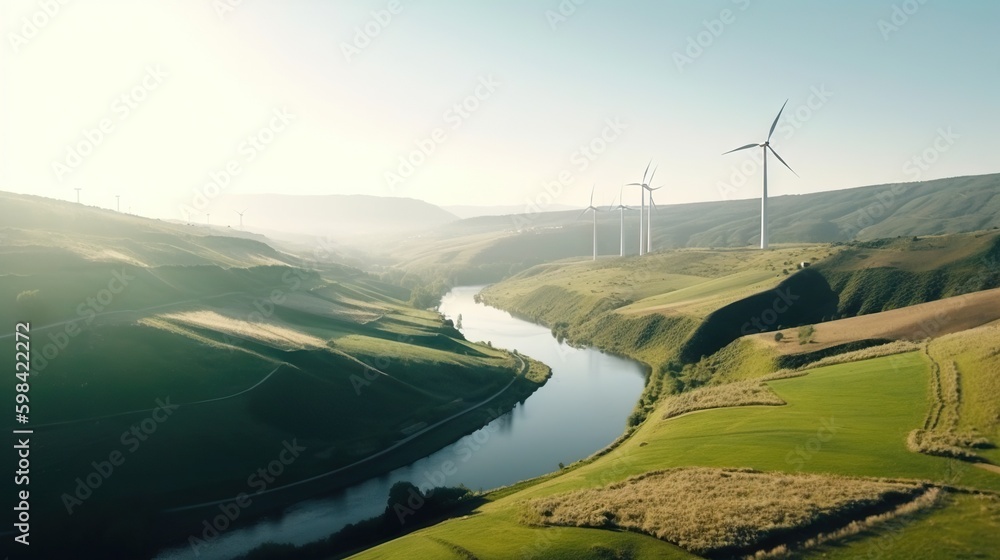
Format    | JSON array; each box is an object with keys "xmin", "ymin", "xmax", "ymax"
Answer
[{"xmin": 2, "ymin": 1, "xmax": 998, "ymax": 224}]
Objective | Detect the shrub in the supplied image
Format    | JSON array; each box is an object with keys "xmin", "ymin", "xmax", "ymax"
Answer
[{"xmin": 797, "ymin": 325, "xmax": 815, "ymax": 344}]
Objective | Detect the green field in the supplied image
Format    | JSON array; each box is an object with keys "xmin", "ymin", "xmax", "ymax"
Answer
[{"xmin": 349, "ymin": 352, "xmax": 999, "ymax": 559}]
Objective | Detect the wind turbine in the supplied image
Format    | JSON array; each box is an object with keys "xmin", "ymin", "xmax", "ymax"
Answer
[
  {"xmin": 206, "ymin": 213, "xmax": 211, "ymax": 226},
  {"xmin": 627, "ymin": 162, "xmax": 656, "ymax": 256},
  {"xmin": 235, "ymin": 208, "xmax": 247, "ymax": 229},
  {"xmin": 74, "ymin": 188, "xmax": 82, "ymax": 203},
  {"xmin": 578, "ymin": 184, "xmax": 602, "ymax": 261},
  {"xmin": 115, "ymin": 195, "xmax": 120, "ymax": 212},
  {"xmin": 610, "ymin": 185, "xmax": 630, "ymax": 257},
  {"xmin": 722, "ymin": 100, "xmax": 798, "ymax": 250},
  {"xmin": 646, "ymin": 185, "xmax": 662, "ymax": 254}
]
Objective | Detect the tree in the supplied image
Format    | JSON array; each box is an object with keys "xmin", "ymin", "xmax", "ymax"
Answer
[{"xmin": 774, "ymin": 332, "xmax": 784, "ymax": 342}]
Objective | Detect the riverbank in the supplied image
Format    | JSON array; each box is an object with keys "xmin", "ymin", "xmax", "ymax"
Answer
[{"xmin": 151, "ymin": 286, "xmax": 644, "ymax": 560}]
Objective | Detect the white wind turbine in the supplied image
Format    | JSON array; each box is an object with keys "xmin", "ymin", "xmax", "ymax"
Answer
[
  {"xmin": 610, "ymin": 185, "xmax": 630, "ymax": 257},
  {"xmin": 235, "ymin": 208, "xmax": 247, "ymax": 229},
  {"xmin": 646, "ymin": 185, "xmax": 662, "ymax": 254},
  {"xmin": 578, "ymin": 184, "xmax": 602, "ymax": 260},
  {"xmin": 722, "ymin": 100, "xmax": 798, "ymax": 250},
  {"xmin": 627, "ymin": 162, "xmax": 656, "ymax": 256}
]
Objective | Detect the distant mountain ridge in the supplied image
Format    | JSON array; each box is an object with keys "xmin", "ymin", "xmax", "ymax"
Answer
[
  {"xmin": 218, "ymin": 193, "xmax": 459, "ymax": 237},
  {"xmin": 391, "ymin": 172, "xmax": 1000, "ymax": 277}
]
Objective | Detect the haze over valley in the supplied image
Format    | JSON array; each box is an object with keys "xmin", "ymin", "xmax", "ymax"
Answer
[{"xmin": 3, "ymin": 2, "xmax": 1000, "ymax": 559}]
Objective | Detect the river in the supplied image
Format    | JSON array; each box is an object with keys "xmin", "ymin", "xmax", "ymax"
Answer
[{"xmin": 157, "ymin": 285, "xmax": 645, "ymax": 560}]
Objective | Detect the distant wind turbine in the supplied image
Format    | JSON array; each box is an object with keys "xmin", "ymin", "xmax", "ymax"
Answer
[
  {"xmin": 646, "ymin": 185, "xmax": 662, "ymax": 254},
  {"xmin": 206, "ymin": 213, "xmax": 211, "ymax": 226},
  {"xmin": 235, "ymin": 208, "xmax": 247, "ymax": 229},
  {"xmin": 627, "ymin": 162, "xmax": 656, "ymax": 256},
  {"xmin": 722, "ymin": 100, "xmax": 798, "ymax": 249},
  {"xmin": 610, "ymin": 185, "xmax": 630, "ymax": 257},
  {"xmin": 74, "ymin": 188, "xmax": 82, "ymax": 203},
  {"xmin": 115, "ymin": 195, "xmax": 120, "ymax": 212},
  {"xmin": 578, "ymin": 184, "xmax": 602, "ymax": 261}
]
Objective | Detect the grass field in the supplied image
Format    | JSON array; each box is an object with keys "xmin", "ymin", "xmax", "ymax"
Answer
[{"xmin": 349, "ymin": 351, "xmax": 1000, "ymax": 560}]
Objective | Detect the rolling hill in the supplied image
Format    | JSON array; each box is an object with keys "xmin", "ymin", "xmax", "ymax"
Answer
[
  {"xmin": 334, "ymin": 232, "xmax": 1000, "ymax": 560},
  {"xmin": 388, "ymin": 173, "xmax": 1000, "ymax": 283},
  {"xmin": 0, "ymin": 191, "xmax": 546, "ymax": 557}
]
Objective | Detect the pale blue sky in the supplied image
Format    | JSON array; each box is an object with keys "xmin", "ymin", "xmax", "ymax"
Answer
[{"xmin": 2, "ymin": 1, "xmax": 998, "ymax": 222}]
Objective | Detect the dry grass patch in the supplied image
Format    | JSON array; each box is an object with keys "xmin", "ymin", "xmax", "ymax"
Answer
[
  {"xmin": 751, "ymin": 287, "xmax": 1000, "ymax": 356},
  {"xmin": 662, "ymin": 380, "xmax": 785, "ymax": 419},
  {"xmin": 803, "ymin": 340, "xmax": 921, "ymax": 369},
  {"xmin": 154, "ymin": 310, "xmax": 326, "ymax": 349},
  {"xmin": 907, "ymin": 335, "xmax": 996, "ymax": 462},
  {"xmin": 525, "ymin": 468, "xmax": 930, "ymax": 558}
]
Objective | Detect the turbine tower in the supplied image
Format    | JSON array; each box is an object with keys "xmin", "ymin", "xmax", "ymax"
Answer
[
  {"xmin": 627, "ymin": 162, "xmax": 656, "ymax": 256},
  {"xmin": 578, "ymin": 184, "xmax": 602, "ymax": 261},
  {"xmin": 722, "ymin": 100, "xmax": 798, "ymax": 249},
  {"xmin": 610, "ymin": 185, "xmax": 630, "ymax": 257},
  {"xmin": 115, "ymin": 195, "xmax": 120, "ymax": 212},
  {"xmin": 646, "ymin": 185, "xmax": 661, "ymax": 254},
  {"xmin": 235, "ymin": 208, "xmax": 247, "ymax": 229},
  {"xmin": 74, "ymin": 188, "xmax": 82, "ymax": 203}
]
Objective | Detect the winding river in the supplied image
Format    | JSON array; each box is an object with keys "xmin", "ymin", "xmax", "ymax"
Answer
[{"xmin": 157, "ymin": 285, "xmax": 645, "ymax": 560}]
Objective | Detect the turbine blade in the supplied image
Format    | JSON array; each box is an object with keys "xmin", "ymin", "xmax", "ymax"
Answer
[
  {"xmin": 577, "ymin": 208, "xmax": 590, "ymax": 220},
  {"xmin": 767, "ymin": 99, "xmax": 789, "ymax": 142},
  {"xmin": 649, "ymin": 165, "xmax": 657, "ymax": 185},
  {"xmin": 722, "ymin": 143, "xmax": 759, "ymax": 155},
  {"xmin": 625, "ymin": 182, "xmax": 643, "ymax": 187},
  {"xmin": 590, "ymin": 184, "xmax": 596, "ymax": 206},
  {"xmin": 643, "ymin": 160, "xmax": 651, "ymax": 184},
  {"xmin": 768, "ymin": 145, "xmax": 798, "ymax": 177}
]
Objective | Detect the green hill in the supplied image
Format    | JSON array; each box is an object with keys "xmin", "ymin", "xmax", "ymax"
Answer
[
  {"xmin": 0, "ymin": 191, "xmax": 547, "ymax": 557},
  {"xmin": 389, "ymin": 173, "xmax": 1000, "ymax": 282}
]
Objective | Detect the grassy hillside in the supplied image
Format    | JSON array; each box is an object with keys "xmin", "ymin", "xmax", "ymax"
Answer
[
  {"xmin": 0, "ymin": 191, "xmax": 548, "ymax": 557},
  {"xmin": 480, "ymin": 231, "xmax": 1000, "ymax": 389},
  {"xmin": 815, "ymin": 231, "xmax": 1000, "ymax": 316},
  {"xmin": 347, "ymin": 348, "xmax": 1000, "ymax": 560},
  {"xmin": 388, "ymin": 173, "xmax": 1000, "ymax": 282}
]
